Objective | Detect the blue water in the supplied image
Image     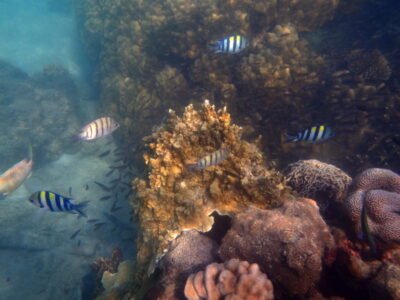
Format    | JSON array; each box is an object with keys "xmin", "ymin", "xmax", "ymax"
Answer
[
  {"xmin": 0, "ymin": 1, "xmax": 136, "ymax": 299},
  {"xmin": 0, "ymin": 0, "xmax": 81, "ymax": 77}
]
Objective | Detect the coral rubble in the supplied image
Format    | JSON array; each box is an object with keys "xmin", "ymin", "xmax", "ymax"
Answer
[
  {"xmin": 184, "ymin": 259, "xmax": 274, "ymax": 300},
  {"xmin": 131, "ymin": 101, "xmax": 292, "ymax": 280},
  {"xmin": 219, "ymin": 198, "xmax": 335, "ymax": 296},
  {"xmin": 344, "ymin": 168, "xmax": 400, "ymax": 244}
]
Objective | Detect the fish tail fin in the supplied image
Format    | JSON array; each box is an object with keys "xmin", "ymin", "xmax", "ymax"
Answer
[
  {"xmin": 71, "ymin": 133, "xmax": 83, "ymax": 143},
  {"xmin": 207, "ymin": 42, "xmax": 220, "ymax": 54},
  {"xmin": 72, "ymin": 201, "xmax": 89, "ymax": 218},
  {"xmin": 283, "ymin": 133, "xmax": 296, "ymax": 143}
]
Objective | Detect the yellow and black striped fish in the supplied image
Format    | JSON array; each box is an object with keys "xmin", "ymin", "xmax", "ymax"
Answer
[
  {"xmin": 186, "ymin": 148, "xmax": 229, "ymax": 170},
  {"xmin": 77, "ymin": 117, "xmax": 119, "ymax": 141},
  {"xmin": 284, "ymin": 125, "xmax": 334, "ymax": 143},
  {"xmin": 29, "ymin": 191, "xmax": 88, "ymax": 217},
  {"xmin": 209, "ymin": 35, "xmax": 249, "ymax": 54}
]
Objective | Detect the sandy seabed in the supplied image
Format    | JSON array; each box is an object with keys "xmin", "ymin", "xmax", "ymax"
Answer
[{"xmin": 0, "ymin": 141, "xmax": 136, "ymax": 300}]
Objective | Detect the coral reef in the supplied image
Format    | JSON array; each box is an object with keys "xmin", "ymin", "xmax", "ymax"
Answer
[
  {"xmin": 184, "ymin": 259, "xmax": 274, "ymax": 300},
  {"xmin": 218, "ymin": 198, "xmax": 335, "ymax": 296},
  {"xmin": 131, "ymin": 101, "xmax": 292, "ymax": 280},
  {"xmin": 346, "ymin": 49, "xmax": 391, "ymax": 83},
  {"xmin": 87, "ymin": 248, "xmax": 123, "ymax": 298},
  {"xmin": 77, "ymin": 0, "xmax": 339, "ymax": 169},
  {"xmin": 0, "ymin": 61, "xmax": 80, "ymax": 169},
  {"xmin": 344, "ymin": 168, "xmax": 400, "ymax": 244},
  {"xmin": 285, "ymin": 159, "xmax": 352, "ymax": 211}
]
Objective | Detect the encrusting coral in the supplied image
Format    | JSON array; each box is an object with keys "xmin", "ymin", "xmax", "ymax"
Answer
[
  {"xmin": 218, "ymin": 198, "xmax": 336, "ymax": 296},
  {"xmin": 344, "ymin": 168, "xmax": 400, "ymax": 244},
  {"xmin": 184, "ymin": 259, "xmax": 274, "ymax": 300},
  {"xmin": 131, "ymin": 100, "xmax": 292, "ymax": 280},
  {"xmin": 285, "ymin": 159, "xmax": 352, "ymax": 211}
]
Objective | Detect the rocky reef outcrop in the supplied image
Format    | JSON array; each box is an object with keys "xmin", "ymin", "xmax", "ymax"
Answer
[
  {"xmin": 0, "ymin": 61, "xmax": 79, "ymax": 169},
  {"xmin": 219, "ymin": 199, "xmax": 335, "ymax": 297},
  {"xmin": 131, "ymin": 101, "xmax": 292, "ymax": 280}
]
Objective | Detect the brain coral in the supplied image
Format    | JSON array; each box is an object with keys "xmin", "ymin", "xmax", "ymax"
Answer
[
  {"xmin": 184, "ymin": 259, "xmax": 274, "ymax": 300},
  {"xmin": 344, "ymin": 168, "xmax": 400, "ymax": 244},
  {"xmin": 131, "ymin": 100, "xmax": 292, "ymax": 279}
]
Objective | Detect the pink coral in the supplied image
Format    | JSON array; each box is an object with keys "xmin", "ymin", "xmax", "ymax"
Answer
[{"xmin": 184, "ymin": 259, "xmax": 273, "ymax": 300}]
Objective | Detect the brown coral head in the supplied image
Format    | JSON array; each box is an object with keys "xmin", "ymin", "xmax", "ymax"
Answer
[{"xmin": 184, "ymin": 259, "xmax": 274, "ymax": 300}]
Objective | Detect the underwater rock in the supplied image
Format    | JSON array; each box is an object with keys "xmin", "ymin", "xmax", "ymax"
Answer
[
  {"xmin": 0, "ymin": 61, "xmax": 79, "ymax": 170},
  {"xmin": 132, "ymin": 100, "xmax": 292, "ymax": 280},
  {"xmin": 219, "ymin": 198, "xmax": 335, "ymax": 297},
  {"xmin": 184, "ymin": 259, "xmax": 274, "ymax": 300},
  {"xmin": 285, "ymin": 159, "xmax": 352, "ymax": 212},
  {"xmin": 148, "ymin": 230, "xmax": 219, "ymax": 300},
  {"xmin": 344, "ymin": 168, "xmax": 400, "ymax": 244}
]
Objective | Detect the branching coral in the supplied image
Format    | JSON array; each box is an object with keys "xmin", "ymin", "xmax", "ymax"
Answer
[
  {"xmin": 131, "ymin": 100, "xmax": 292, "ymax": 280},
  {"xmin": 285, "ymin": 159, "xmax": 352, "ymax": 210},
  {"xmin": 344, "ymin": 168, "xmax": 400, "ymax": 243},
  {"xmin": 184, "ymin": 259, "xmax": 274, "ymax": 300}
]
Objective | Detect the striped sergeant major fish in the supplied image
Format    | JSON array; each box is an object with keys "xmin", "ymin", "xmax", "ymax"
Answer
[
  {"xmin": 186, "ymin": 148, "xmax": 229, "ymax": 170},
  {"xmin": 76, "ymin": 117, "xmax": 119, "ymax": 141},
  {"xmin": 209, "ymin": 35, "xmax": 249, "ymax": 54},
  {"xmin": 284, "ymin": 125, "xmax": 334, "ymax": 143},
  {"xmin": 0, "ymin": 146, "xmax": 33, "ymax": 199},
  {"xmin": 29, "ymin": 191, "xmax": 88, "ymax": 217}
]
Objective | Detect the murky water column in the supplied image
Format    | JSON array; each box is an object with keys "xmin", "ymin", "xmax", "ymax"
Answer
[{"xmin": 0, "ymin": 1, "xmax": 137, "ymax": 299}]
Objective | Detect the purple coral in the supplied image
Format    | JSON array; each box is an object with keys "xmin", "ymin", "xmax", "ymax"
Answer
[{"xmin": 344, "ymin": 168, "xmax": 400, "ymax": 243}]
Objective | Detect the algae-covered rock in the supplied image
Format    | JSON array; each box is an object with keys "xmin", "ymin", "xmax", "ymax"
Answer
[{"xmin": 131, "ymin": 100, "xmax": 293, "ymax": 280}]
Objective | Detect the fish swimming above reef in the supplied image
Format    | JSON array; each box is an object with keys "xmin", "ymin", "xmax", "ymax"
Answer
[
  {"xmin": 28, "ymin": 191, "xmax": 88, "ymax": 217},
  {"xmin": 76, "ymin": 117, "xmax": 119, "ymax": 141},
  {"xmin": 0, "ymin": 147, "xmax": 33, "ymax": 199},
  {"xmin": 186, "ymin": 148, "xmax": 229, "ymax": 170},
  {"xmin": 209, "ymin": 35, "xmax": 249, "ymax": 54},
  {"xmin": 284, "ymin": 125, "xmax": 334, "ymax": 143}
]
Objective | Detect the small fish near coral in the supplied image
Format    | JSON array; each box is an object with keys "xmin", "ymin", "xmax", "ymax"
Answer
[
  {"xmin": 209, "ymin": 35, "xmax": 249, "ymax": 54},
  {"xmin": 28, "ymin": 191, "xmax": 88, "ymax": 217},
  {"xmin": 76, "ymin": 117, "xmax": 120, "ymax": 141},
  {"xmin": 0, "ymin": 147, "xmax": 33, "ymax": 199},
  {"xmin": 284, "ymin": 125, "xmax": 334, "ymax": 143},
  {"xmin": 186, "ymin": 148, "xmax": 229, "ymax": 171}
]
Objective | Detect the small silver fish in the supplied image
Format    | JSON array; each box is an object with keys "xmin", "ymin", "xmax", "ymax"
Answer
[
  {"xmin": 29, "ymin": 191, "xmax": 87, "ymax": 217},
  {"xmin": 186, "ymin": 148, "xmax": 229, "ymax": 170},
  {"xmin": 209, "ymin": 35, "xmax": 249, "ymax": 54},
  {"xmin": 284, "ymin": 125, "xmax": 334, "ymax": 143},
  {"xmin": 77, "ymin": 117, "xmax": 119, "ymax": 141}
]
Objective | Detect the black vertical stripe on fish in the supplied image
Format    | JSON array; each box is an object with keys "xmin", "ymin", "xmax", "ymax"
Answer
[
  {"xmin": 232, "ymin": 35, "xmax": 237, "ymax": 52},
  {"xmin": 98, "ymin": 150, "xmax": 111, "ymax": 158},
  {"xmin": 37, "ymin": 193, "xmax": 44, "ymax": 208},
  {"xmin": 70, "ymin": 229, "xmax": 81, "ymax": 240},
  {"xmin": 63, "ymin": 197, "xmax": 70, "ymax": 211},
  {"xmin": 55, "ymin": 194, "xmax": 63, "ymax": 211},
  {"xmin": 94, "ymin": 121, "xmax": 98, "ymax": 139},
  {"xmin": 321, "ymin": 126, "xmax": 327, "ymax": 139},
  {"xmin": 94, "ymin": 181, "xmax": 111, "ymax": 192},
  {"xmin": 304, "ymin": 129, "xmax": 311, "ymax": 141},
  {"xmin": 45, "ymin": 191, "xmax": 54, "ymax": 211}
]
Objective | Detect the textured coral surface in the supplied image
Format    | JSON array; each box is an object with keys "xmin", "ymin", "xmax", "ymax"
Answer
[
  {"xmin": 344, "ymin": 168, "xmax": 400, "ymax": 243},
  {"xmin": 219, "ymin": 198, "xmax": 335, "ymax": 296},
  {"xmin": 184, "ymin": 259, "xmax": 274, "ymax": 300},
  {"xmin": 131, "ymin": 101, "xmax": 292, "ymax": 279}
]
